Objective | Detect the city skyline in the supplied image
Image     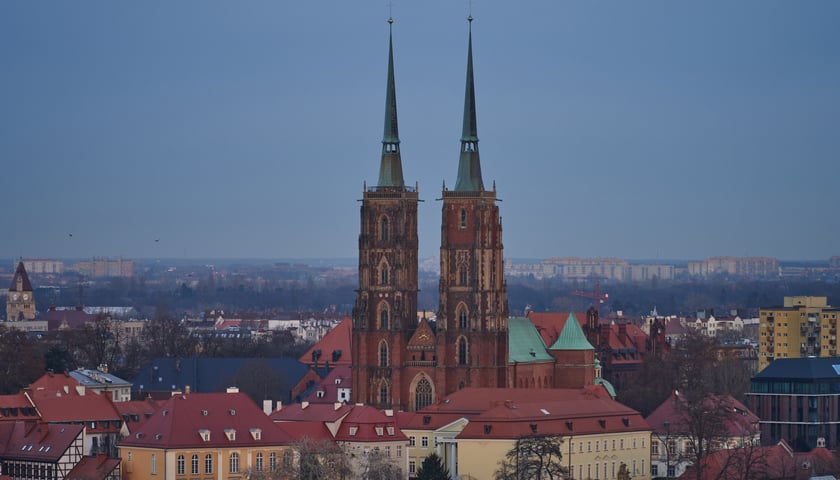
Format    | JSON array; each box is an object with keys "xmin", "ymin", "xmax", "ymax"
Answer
[{"xmin": 3, "ymin": 1, "xmax": 838, "ymax": 261}]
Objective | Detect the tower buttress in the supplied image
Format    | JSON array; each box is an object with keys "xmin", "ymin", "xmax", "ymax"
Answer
[
  {"xmin": 435, "ymin": 17, "xmax": 509, "ymax": 400},
  {"xmin": 352, "ymin": 19, "xmax": 420, "ymax": 411}
]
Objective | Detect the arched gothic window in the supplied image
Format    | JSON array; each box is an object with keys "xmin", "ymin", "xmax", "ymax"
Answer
[
  {"xmin": 458, "ymin": 337, "xmax": 468, "ymax": 366},
  {"xmin": 459, "ymin": 308, "xmax": 468, "ymax": 330},
  {"xmin": 380, "ymin": 265, "xmax": 389, "ymax": 285},
  {"xmin": 380, "ymin": 216, "xmax": 390, "ymax": 242},
  {"xmin": 460, "ymin": 208, "xmax": 467, "ymax": 229},
  {"xmin": 379, "ymin": 308, "xmax": 389, "ymax": 330},
  {"xmin": 379, "ymin": 341, "xmax": 389, "ymax": 367},
  {"xmin": 415, "ymin": 377, "xmax": 433, "ymax": 411},
  {"xmin": 459, "ymin": 266, "xmax": 467, "ymax": 286},
  {"xmin": 379, "ymin": 382, "xmax": 390, "ymax": 406}
]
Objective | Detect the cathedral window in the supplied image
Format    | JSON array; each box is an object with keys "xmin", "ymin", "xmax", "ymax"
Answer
[
  {"xmin": 379, "ymin": 341, "xmax": 389, "ymax": 367},
  {"xmin": 379, "ymin": 382, "xmax": 390, "ymax": 406},
  {"xmin": 379, "ymin": 308, "xmax": 389, "ymax": 330},
  {"xmin": 459, "ymin": 308, "xmax": 468, "ymax": 330},
  {"xmin": 380, "ymin": 216, "xmax": 390, "ymax": 242},
  {"xmin": 415, "ymin": 377, "xmax": 433, "ymax": 411},
  {"xmin": 380, "ymin": 266, "xmax": 389, "ymax": 285},
  {"xmin": 460, "ymin": 208, "xmax": 467, "ymax": 229},
  {"xmin": 458, "ymin": 267, "xmax": 467, "ymax": 286},
  {"xmin": 458, "ymin": 337, "xmax": 468, "ymax": 365}
]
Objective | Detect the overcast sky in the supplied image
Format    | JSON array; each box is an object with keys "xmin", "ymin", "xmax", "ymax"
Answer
[{"xmin": 2, "ymin": 1, "xmax": 838, "ymax": 261}]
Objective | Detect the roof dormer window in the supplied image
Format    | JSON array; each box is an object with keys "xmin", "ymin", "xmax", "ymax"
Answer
[
  {"xmin": 250, "ymin": 428, "xmax": 261, "ymax": 441},
  {"xmin": 349, "ymin": 426, "xmax": 358, "ymax": 437},
  {"xmin": 375, "ymin": 427, "xmax": 384, "ymax": 436},
  {"xmin": 225, "ymin": 429, "xmax": 236, "ymax": 441},
  {"xmin": 198, "ymin": 429, "xmax": 210, "ymax": 442}
]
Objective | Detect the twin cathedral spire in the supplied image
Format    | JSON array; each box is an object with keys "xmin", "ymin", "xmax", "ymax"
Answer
[{"xmin": 352, "ymin": 17, "xmax": 506, "ymax": 411}]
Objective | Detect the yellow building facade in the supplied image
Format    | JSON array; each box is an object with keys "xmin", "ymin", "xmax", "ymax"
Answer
[
  {"xmin": 121, "ymin": 445, "xmax": 291, "ymax": 480},
  {"xmin": 759, "ymin": 296, "xmax": 840, "ymax": 371},
  {"xmin": 457, "ymin": 431, "xmax": 651, "ymax": 480}
]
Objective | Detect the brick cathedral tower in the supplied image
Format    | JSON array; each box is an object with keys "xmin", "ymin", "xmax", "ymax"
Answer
[
  {"xmin": 434, "ymin": 17, "xmax": 509, "ymax": 399},
  {"xmin": 351, "ymin": 19, "xmax": 420, "ymax": 410}
]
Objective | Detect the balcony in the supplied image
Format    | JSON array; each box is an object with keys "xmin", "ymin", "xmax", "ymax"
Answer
[{"xmin": 405, "ymin": 360, "xmax": 437, "ymax": 367}]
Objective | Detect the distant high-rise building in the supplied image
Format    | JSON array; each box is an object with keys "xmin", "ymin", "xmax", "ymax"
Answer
[
  {"xmin": 6, "ymin": 261, "xmax": 36, "ymax": 321},
  {"xmin": 70, "ymin": 257, "xmax": 134, "ymax": 278},
  {"xmin": 758, "ymin": 296, "xmax": 840, "ymax": 371},
  {"xmin": 687, "ymin": 256, "xmax": 778, "ymax": 278},
  {"xmin": 20, "ymin": 259, "xmax": 64, "ymax": 275}
]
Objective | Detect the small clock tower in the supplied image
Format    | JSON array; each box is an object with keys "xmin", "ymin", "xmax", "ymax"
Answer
[{"xmin": 7, "ymin": 261, "xmax": 36, "ymax": 321}]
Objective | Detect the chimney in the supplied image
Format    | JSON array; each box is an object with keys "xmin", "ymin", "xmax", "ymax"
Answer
[
  {"xmin": 75, "ymin": 386, "xmax": 85, "ymax": 396},
  {"xmin": 263, "ymin": 400, "xmax": 273, "ymax": 415},
  {"xmin": 276, "ymin": 401, "xmax": 283, "ymax": 411},
  {"xmin": 226, "ymin": 387, "xmax": 239, "ymax": 394},
  {"xmin": 301, "ymin": 401, "xmax": 309, "ymax": 410},
  {"xmin": 334, "ymin": 403, "xmax": 342, "ymax": 411},
  {"xmin": 185, "ymin": 385, "xmax": 191, "ymax": 394},
  {"xmin": 384, "ymin": 409, "xmax": 394, "ymax": 417}
]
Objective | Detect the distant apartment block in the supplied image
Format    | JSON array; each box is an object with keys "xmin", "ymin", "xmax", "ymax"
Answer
[
  {"xmin": 68, "ymin": 257, "xmax": 134, "ymax": 278},
  {"xmin": 830, "ymin": 256, "xmax": 840, "ymax": 268},
  {"xmin": 505, "ymin": 257, "xmax": 674, "ymax": 282},
  {"xmin": 19, "ymin": 258, "xmax": 64, "ymax": 274},
  {"xmin": 758, "ymin": 296, "xmax": 840, "ymax": 371},
  {"xmin": 687, "ymin": 256, "xmax": 778, "ymax": 278}
]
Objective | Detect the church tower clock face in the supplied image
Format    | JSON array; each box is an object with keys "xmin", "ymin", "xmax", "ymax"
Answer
[{"xmin": 12, "ymin": 293, "xmax": 19, "ymax": 301}]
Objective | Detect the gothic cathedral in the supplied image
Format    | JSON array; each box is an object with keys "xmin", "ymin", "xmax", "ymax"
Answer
[{"xmin": 352, "ymin": 18, "xmax": 508, "ymax": 412}]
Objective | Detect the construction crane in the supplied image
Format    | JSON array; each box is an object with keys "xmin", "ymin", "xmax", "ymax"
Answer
[{"xmin": 571, "ymin": 282, "xmax": 609, "ymax": 318}]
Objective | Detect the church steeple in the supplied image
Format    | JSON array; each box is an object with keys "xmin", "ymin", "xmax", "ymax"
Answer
[
  {"xmin": 377, "ymin": 18, "xmax": 405, "ymax": 189},
  {"xmin": 454, "ymin": 16, "xmax": 484, "ymax": 192}
]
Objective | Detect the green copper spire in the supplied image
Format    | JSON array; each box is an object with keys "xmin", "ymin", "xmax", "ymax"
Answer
[
  {"xmin": 377, "ymin": 18, "xmax": 405, "ymax": 188},
  {"xmin": 454, "ymin": 16, "xmax": 484, "ymax": 192},
  {"xmin": 549, "ymin": 312, "xmax": 595, "ymax": 351}
]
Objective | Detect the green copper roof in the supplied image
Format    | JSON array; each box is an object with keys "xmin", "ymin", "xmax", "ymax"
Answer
[
  {"xmin": 596, "ymin": 378, "xmax": 616, "ymax": 398},
  {"xmin": 454, "ymin": 17, "xmax": 484, "ymax": 192},
  {"xmin": 377, "ymin": 19, "xmax": 405, "ymax": 188},
  {"xmin": 549, "ymin": 312, "xmax": 594, "ymax": 351},
  {"xmin": 508, "ymin": 317, "xmax": 554, "ymax": 364}
]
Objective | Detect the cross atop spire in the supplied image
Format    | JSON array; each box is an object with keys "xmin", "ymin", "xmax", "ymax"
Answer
[
  {"xmin": 377, "ymin": 17, "xmax": 405, "ymax": 189},
  {"xmin": 454, "ymin": 16, "xmax": 484, "ymax": 192}
]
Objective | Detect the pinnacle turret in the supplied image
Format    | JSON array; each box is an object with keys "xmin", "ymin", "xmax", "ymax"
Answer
[
  {"xmin": 377, "ymin": 18, "xmax": 405, "ymax": 189},
  {"xmin": 454, "ymin": 16, "xmax": 484, "ymax": 192}
]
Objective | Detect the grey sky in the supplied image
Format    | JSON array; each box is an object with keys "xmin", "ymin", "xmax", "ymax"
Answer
[{"xmin": 2, "ymin": 1, "xmax": 838, "ymax": 261}]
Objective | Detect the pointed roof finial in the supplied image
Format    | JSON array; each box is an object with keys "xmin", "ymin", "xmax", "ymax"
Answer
[
  {"xmin": 454, "ymin": 15, "xmax": 484, "ymax": 191},
  {"xmin": 377, "ymin": 16, "xmax": 405, "ymax": 188}
]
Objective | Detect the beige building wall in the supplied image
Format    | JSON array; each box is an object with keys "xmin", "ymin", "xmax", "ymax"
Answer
[
  {"xmin": 458, "ymin": 431, "xmax": 651, "ymax": 480},
  {"xmin": 121, "ymin": 445, "xmax": 292, "ymax": 480}
]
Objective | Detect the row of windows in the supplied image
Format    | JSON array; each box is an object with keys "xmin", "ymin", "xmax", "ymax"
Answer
[
  {"xmin": 574, "ymin": 460, "xmax": 646, "ymax": 479},
  {"xmin": 572, "ymin": 437, "xmax": 645, "ymax": 453},
  {"xmin": 156, "ymin": 451, "xmax": 289, "ymax": 476},
  {"xmin": 409, "ymin": 435, "xmax": 430, "ymax": 448},
  {"xmin": 378, "ymin": 338, "xmax": 469, "ymax": 368}
]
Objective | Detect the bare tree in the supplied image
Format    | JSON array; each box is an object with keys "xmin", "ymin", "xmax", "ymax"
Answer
[
  {"xmin": 363, "ymin": 449, "xmax": 402, "ymax": 480},
  {"xmin": 495, "ymin": 435, "xmax": 569, "ymax": 480},
  {"xmin": 275, "ymin": 438, "xmax": 352, "ymax": 480}
]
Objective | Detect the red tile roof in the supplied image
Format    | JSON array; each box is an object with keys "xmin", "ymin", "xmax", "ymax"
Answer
[
  {"xmin": 31, "ymin": 393, "xmax": 122, "ymax": 433},
  {"xmin": 645, "ymin": 391, "xmax": 759, "ymax": 438},
  {"xmin": 303, "ymin": 365, "xmax": 352, "ymax": 404},
  {"xmin": 441, "ymin": 388, "xmax": 649, "ymax": 440},
  {"xmin": 527, "ymin": 312, "xmax": 587, "ymax": 347},
  {"xmin": 299, "ymin": 318, "xmax": 351, "ymax": 366},
  {"xmin": 0, "ymin": 394, "xmax": 39, "ymax": 422},
  {"xmin": 113, "ymin": 398, "xmax": 163, "ymax": 433},
  {"xmin": 26, "ymin": 371, "xmax": 85, "ymax": 398},
  {"xmin": 119, "ymin": 392, "xmax": 295, "ymax": 449},
  {"xmin": 271, "ymin": 402, "xmax": 353, "ymax": 423},
  {"xmin": 275, "ymin": 421, "xmax": 335, "ymax": 444},
  {"xmin": 66, "ymin": 453, "xmax": 121, "ymax": 480},
  {"xmin": 332, "ymin": 406, "xmax": 407, "ymax": 443},
  {"xmin": 40, "ymin": 308, "xmax": 97, "ymax": 330},
  {"xmin": 679, "ymin": 441, "xmax": 840, "ymax": 480},
  {"xmin": 0, "ymin": 421, "xmax": 84, "ymax": 462}
]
